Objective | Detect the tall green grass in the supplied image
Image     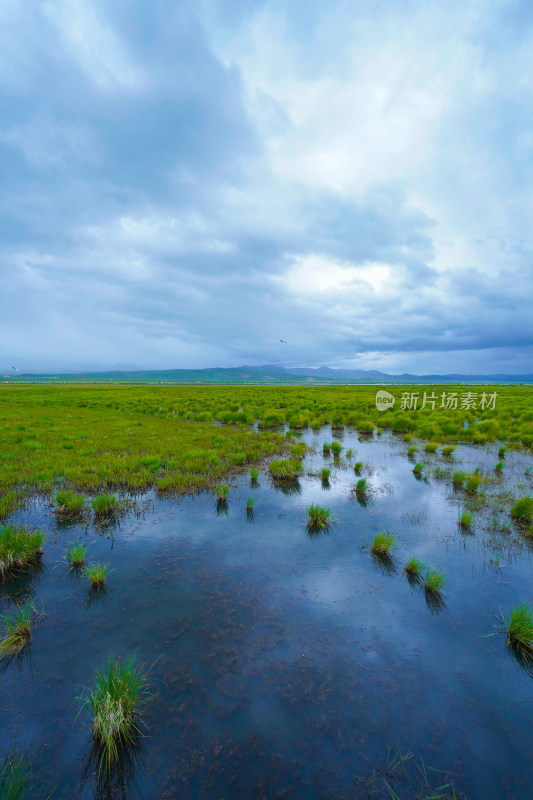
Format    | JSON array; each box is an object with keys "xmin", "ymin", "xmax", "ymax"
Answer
[
  {"xmin": 424, "ymin": 568, "xmax": 446, "ymax": 594},
  {"xmin": 55, "ymin": 490, "xmax": 84, "ymax": 517},
  {"xmin": 269, "ymin": 459, "xmax": 302, "ymax": 481},
  {"xmin": 502, "ymin": 603, "xmax": 533, "ymax": 650},
  {"xmin": 0, "ymin": 525, "xmax": 44, "ymax": 580},
  {"xmin": 91, "ymin": 494, "xmax": 120, "ymax": 518},
  {"xmin": 306, "ymin": 505, "xmax": 333, "ymax": 531},
  {"xmin": 67, "ymin": 542, "xmax": 87, "ymax": 568},
  {"xmin": 0, "ymin": 602, "xmax": 41, "ymax": 657},
  {"xmin": 371, "ymin": 532, "xmax": 396, "ymax": 555},
  {"xmin": 0, "ymin": 752, "xmax": 48, "ymax": 800},
  {"xmin": 79, "ymin": 654, "xmax": 153, "ymax": 771},
  {"xmin": 84, "ymin": 563, "xmax": 108, "ymax": 588},
  {"xmin": 511, "ymin": 497, "xmax": 533, "ymax": 523}
]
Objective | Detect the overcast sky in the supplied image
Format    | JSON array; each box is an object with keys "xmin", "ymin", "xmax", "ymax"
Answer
[{"xmin": 1, "ymin": 0, "xmax": 532, "ymax": 374}]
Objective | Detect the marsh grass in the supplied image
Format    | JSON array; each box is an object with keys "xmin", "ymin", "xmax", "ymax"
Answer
[
  {"xmin": 0, "ymin": 525, "xmax": 44, "ymax": 580},
  {"xmin": 322, "ymin": 442, "xmax": 331, "ymax": 456},
  {"xmin": 501, "ymin": 603, "xmax": 533, "ymax": 651},
  {"xmin": 354, "ymin": 462, "xmax": 363, "ymax": 474},
  {"xmin": 91, "ymin": 494, "xmax": 122, "ymax": 519},
  {"xmin": 511, "ymin": 496, "xmax": 533, "ymax": 523},
  {"xmin": 79, "ymin": 654, "xmax": 153, "ymax": 773},
  {"xmin": 67, "ymin": 542, "xmax": 88, "ymax": 568},
  {"xmin": 424, "ymin": 442, "xmax": 439, "ymax": 453},
  {"xmin": 355, "ymin": 478, "xmax": 368, "ymax": 495},
  {"xmin": 412, "ymin": 462, "xmax": 425, "ymax": 478},
  {"xmin": 498, "ymin": 445, "xmax": 507, "ymax": 459},
  {"xmin": 249, "ymin": 468, "xmax": 259, "ymax": 483},
  {"xmin": 371, "ymin": 532, "xmax": 396, "ymax": 555},
  {"xmin": 452, "ymin": 471, "xmax": 467, "ymax": 488},
  {"xmin": 465, "ymin": 473, "xmax": 482, "ymax": 493},
  {"xmin": 442, "ymin": 445, "xmax": 456, "ymax": 457},
  {"xmin": 306, "ymin": 505, "xmax": 333, "ymax": 531},
  {"xmin": 246, "ymin": 497, "xmax": 254, "ymax": 511},
  {"xmin": 0, "ymin": 602, "xmax": 42, "ymax": 657},
  {"xmin": 55, "ymin": 489, "xmax": 85, "ymax": 518},
  {"xmin": 85, "ymin": 563, "xmax": 108, "ymax": 588},
  {"xmin": 404, "ymin": 557, "xmax": 425, "ymax": 580},
  {"xmin": 215, "ymin": 484, "xmax": 229, "ymax": 503},
  {"xmin": 407, "ymin": 446, "xmax": 418, "ymax": 457},
  {"xmin": 424, "ymin": 568, "xmax": 446, "ymax": 594},
  {"xmin": 331, "ymin": 441, "xmax": 342, "ymax": 457},
  {"xmin": 320, "ymin": 468, "xmax": 330, "ymax": 483},
  {"xmin": 459, "ymin": 511, "xmax": 473, "ymax": 529},
  {"xmin": 269, "ymin": 459, "xmax": 302, "ymax": 481},
  {"xmin": 494, "ymin": 461, "xmax": 504, "ymax": 473}
]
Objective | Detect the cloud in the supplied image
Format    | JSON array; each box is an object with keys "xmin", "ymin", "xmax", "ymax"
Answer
[{"xmin": 0, "ymin": 0, "xmax": 531, "ymax": 373}]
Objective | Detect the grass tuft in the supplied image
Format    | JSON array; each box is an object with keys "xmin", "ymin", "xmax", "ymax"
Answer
[
  {"xmin": 215, "ymin": 484, "xmax": 229, "ymax": 503},
  {"xmin": 412, "ymin": 462, "xmax": 425, "ymax": 477},
  {"xmin": 442, "ymin": 445, "xmax": 456, "ymax": 457},
  {"xmin": 459, "ymin": 511, "xmax": 473, "ymax": 529},
  {"xmin": 85, "ymin": 563, "xmax": 108, "ymax": 588},
  {"xmin": 79, "ymin": 654, "xmax": 153, "ymax": 772},
  {"xmin": 371, "ymin": 532, "xmax": 396, "ymax": 555},
  {"xmin": 502, "ymin": 603, "xmax": 533, "ymax": 650},
  {"xmin": 306, "ymin": 505, "xmax": 332, "ymax": 531},
  {"xmin": 55, "ymin": 489, "xmax": 85, "ymax": 518},
  {"xmin": 452, "ymin": 470, "xmax": 467, "ymax": 488},
  {"xmin": 424, "ymin": 568, "xmax": 446, "ymax": 594},
  {"xmin": 404, "ymin": 557, "xmax": 425, "ymax": 578},
  {"xmin": 0, "ymin": 602, "xmax": 41, "ymax": 657},
  {"xmin": 331, "ymin": 441, "xmax": 342, "ymax": 457},
  {"xmin": 354, "ymin": 462, "xmax": 363, "ymax": 474},
  {"xmin": 249, "ymin": 468, "xmax": 259, "ymax": 482},
  {"xmin": 269, "ymin": 459, "xmax": 302, "ymax": 481},
  {"xmin": 407, "ymin": 446, "xmax": 418, "ymax": 457},
  {"xmin": 91, "ymin": 494, "xmax": 120, "ymax": 518},
  {"xmin": 67, "ymin": 542, "xmax": 88, "ymax": 568},
  {"xmin": 424, "ymin": 442, "xmax": 439, "ymax": 453},
  {"xmin": 246, "ymin": 497, "xmax": 254, "ymax": 511},
  {"xmin": 355, "ymin": 478, "xmax": 368, "ymax": 494},
  {"xmin": 0, "ymin": 525, "xmax": 44, "ymax": 580},
  {"xmin": 511, "ymin": 496, "xmax": 533, "ymax": 523},
  {"xmin": 320, "ymin": 468, "xmax": 330, "ymax": 482},
  {"xmin": 465, "ymin": 473, "xmax": 482, "ymax": 493}
]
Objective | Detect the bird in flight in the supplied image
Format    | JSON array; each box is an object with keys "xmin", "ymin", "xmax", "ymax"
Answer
[
  {"xmin": 280, "ymin": 339, "xmax": 287, "ymax": 344},
  {"xmin": 11, "ymin": 366, "xmax": 18, "ymax": 371}
]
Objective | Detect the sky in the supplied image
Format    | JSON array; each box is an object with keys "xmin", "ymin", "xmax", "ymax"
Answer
[{"xmin": 1, "ymin": 0, "xmax": 532, "ymax": 375}]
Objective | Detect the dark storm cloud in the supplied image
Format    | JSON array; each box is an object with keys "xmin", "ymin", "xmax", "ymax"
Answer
[{"xmin": 0, "ymin": 0, "xmax": 531, "ymax": 373}]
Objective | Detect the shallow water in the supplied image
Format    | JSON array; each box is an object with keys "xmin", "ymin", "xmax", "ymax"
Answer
[{"xmin": 1, "ymin": 429, "xmax": 532, "ymax": 799}]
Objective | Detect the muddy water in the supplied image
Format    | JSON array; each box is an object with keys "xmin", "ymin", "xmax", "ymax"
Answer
[{"xmin": 1, "ymin": 429, "xmax": 532, "ymax": 799}]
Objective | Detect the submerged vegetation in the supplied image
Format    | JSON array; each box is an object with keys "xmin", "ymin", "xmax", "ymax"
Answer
[{"xmin": 0, "ymin": 525, "xmax": 44, "ymax": 580}]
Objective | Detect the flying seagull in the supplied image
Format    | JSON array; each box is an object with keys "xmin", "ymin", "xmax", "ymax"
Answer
[
  {"xmin": 11, "ymin": 366, "xmax": 18, "ymax": 370},
  {"xmin": 280, "ymin": 339, "xmax": 287, "ymax": 344}
]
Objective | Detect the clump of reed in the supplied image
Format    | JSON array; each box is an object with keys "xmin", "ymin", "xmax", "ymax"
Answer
[
  {"xmin": 84, "ymin": 563, "xmax": 108, "ymax": 588},
  {"xmin": 0, "ymin": 602, "xmax": 42, "ymax": 657},
  {"xmin": 511, "ymin": 496, "xmax": 533, "ymax": 524},
  {"xmin": 498, "ymin": 445, "xmax": 507, "ymax": 459},
  {"xmin": 79, "ymin": 654, "xmax": 153, "ymax": 771},
  {"xmin": 269, "ymin": 459, "xmax": 302, "ymax": 481},
  {"xmin": 306, "ymin": 505, "xmax": 333, "ymax": 531},
  {"xmin": 0, "ymin": 525, "xmax": 44, "ymax": 580},
  {"xmin": 331, "ymin": 441, "xmax": 342, "ymax": 457},
  {"xmin": 354, "ymin": 462, "xmax": 363, "ymax": 474},
  {"xmin": 371, "ymin": 532, "xmax": 396, "ymax": 555},
  {"xmin": 67, "ymin": 542, "xmax": 88, "ymax": 568},
  {"xmin": 55, "ymin": 489, "xmax": 85, "ymax": 518},
  {"xmin": 345, "ymin": 449, "xmax": 353, "ymax": 459},
  {"xmin": 91, "ymin": 494, "xmax": 121, "ymax": 519},
  {"xmin": 412, "ymin": 462, "xmax": 425, "ymax": 477},
  {"xmin": 404, "ymin": 557, "xmax": 425, "ymax": 579},
  {"xmin": 320, "ymin": 468, "xmax": 331, "ymax": 483},
  {"xmin": 355, "ymin": 478, "xmax": 368, "ymax": 495},
  {"xmin": 459, "ymin": 511, "xmax": 473, "ymax": 529},
  {"xmin": 290, "ymin": 442, "xmax": 307, "ymax": 460},
  {"xmin": 424, "ymin": 568, "xmax": 446, "ymax": 594},
  {"xmin": 494, "ymin": 461, "xmax": 504, "ymax": 473},
  {"xmin": 452, "ymin": 470, "xmax": 467, "ymax": 488},
  {"xmin": 246, "ymin": 497, "xmax": 254, "ymax": 511},
  {"xmin": 322, "ymin": 442, "xmax": 331, "ymax": 456},
  {"xmin": 249, "ymin": 468, "xmax": 259, "ymax": 483},
  {"xmin": 424, "ymin": 442, "xmax": 439, "ymax": 453},
  {"xmin": 465, "ymin": 473, "xmax": 482, "ymax": 493},
  {"xmin": 442, "ymin": 445, "xmax": 456, "ymax": 457},
  {"xmin": 407, "ymin": 446, "xmax": 418, "ymax": 457},
  {"xmin": 215, "ymin": 484, "xmax": 229, "ymax": 503},
  {"xmin": 501, "ymin": 603, "xmax": 533, "ymax": 651}
]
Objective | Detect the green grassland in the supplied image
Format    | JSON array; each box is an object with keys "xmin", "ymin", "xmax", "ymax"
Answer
[{"xmin": 0, "ymin": 384, "xmax": 531, "ymax": 514}]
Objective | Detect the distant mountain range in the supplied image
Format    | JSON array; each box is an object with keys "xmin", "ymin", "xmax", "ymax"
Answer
[{"xmin": 3, "ymin": 364, "xmax": 532, "ymax": 384}]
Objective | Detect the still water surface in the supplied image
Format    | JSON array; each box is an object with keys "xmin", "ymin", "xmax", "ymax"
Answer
[{"xmin": 1, "ymin": 429, "xmax": 532, "ymax": 798}]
